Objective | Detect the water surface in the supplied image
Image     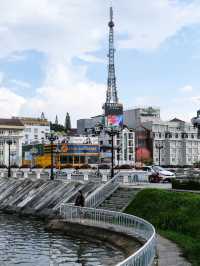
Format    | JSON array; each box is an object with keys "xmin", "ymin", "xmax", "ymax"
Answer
[{"xmin": 0, "ymin": 212, "xmax": 125, "ymax": 266}]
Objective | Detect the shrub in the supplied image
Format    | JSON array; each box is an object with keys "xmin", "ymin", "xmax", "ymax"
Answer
[
  {"xmin": 172, "ymin": 180, "xmax": 200, "ymax": 191},
  {"xmin": 119, "ymin": 164, "xmax": 133, "ymax": 169}
]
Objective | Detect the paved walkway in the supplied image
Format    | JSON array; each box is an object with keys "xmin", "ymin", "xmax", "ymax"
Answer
[{"xmin": 157, "ymin": 234, "xmax": 191, "ymax": 266}]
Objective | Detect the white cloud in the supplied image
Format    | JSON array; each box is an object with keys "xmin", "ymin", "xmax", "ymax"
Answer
[
  {"xmin": 11, "ymin": 79, "xmax": 31, "ymax": 89},
  {"xmin": 179, "ymin": 85, "xmax": 193, "ymax": 93},
  {"xmin": 20, "ymin": 63, "xmax": 106, "ymax": 126},
  {"xmin": 0, "ymin": 87, "xmax": 26, "ymax": 117},
  {"xmin": 0, "ymin": 72, "xmax": 4, "ymax": 84}
]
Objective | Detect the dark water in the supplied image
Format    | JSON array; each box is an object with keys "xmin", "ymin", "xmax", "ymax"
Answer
[{"xmin": 0, "ymin": 213, "xmax": 125, "ymax": 266}]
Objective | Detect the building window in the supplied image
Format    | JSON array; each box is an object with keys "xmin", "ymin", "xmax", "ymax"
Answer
[
  {"xmin": 175, "ymin": 133, "xmax": 178, "ymax": 138},
  {"xmin": 34, "ymin": 128, "xmax": 38, "ymax": 133},
  {"xmin": 159, "ymin": 133, "xmax": 162, "ymax": 138},
  {"xmin": 129, "ymin": 133, "xmax": 133, "ymax": 139},
  {"xmin": 165, "ymin": 132, "xmax": 172, "ymax": 138},
  {"xmin": 191, "ymin": 134, "xmax": 194, "ymax": 139},
  {"xmin": 129, "ymin": 155, "xmax": 132, "ymax": 160},
  {"xmin": 34, "ymin": 135, "xmax": 38, "ymax": 139},
  {"xmin": 128, "ymin": 140, "xmax": 133, "ymax": 146},
  {"xmin": 129, "ymin": 148, "xmax": 133, "ymax": 153}
]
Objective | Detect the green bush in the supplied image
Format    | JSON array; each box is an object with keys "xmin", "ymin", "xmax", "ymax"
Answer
[
  {"xmin": 125, "ymin": 189, "xmax": 200, "ymax": 265},
  {"xmin": 172, "ymin": 179, "xmax": 200, "ymax": 191}
]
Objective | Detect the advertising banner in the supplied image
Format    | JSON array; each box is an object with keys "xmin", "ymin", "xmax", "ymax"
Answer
[
  {"xmin": 106, "ymin": 114, "xmax": 123, "ymax": 128},
  {"xmin": 62, "ymin": 144, "xmax": 100, "ymax": 154}
]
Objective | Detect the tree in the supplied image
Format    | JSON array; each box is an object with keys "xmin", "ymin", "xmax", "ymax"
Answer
[
  {"xmin": 65, "ymin": 112, "xmax": 71, "ymax": 133},
  {"xmin": 50, "ymin": 122, "xmax": 65, "ymax": 132}
]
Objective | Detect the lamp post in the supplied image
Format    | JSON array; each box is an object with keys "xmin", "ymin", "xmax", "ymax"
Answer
[
  {"xmin": 94, "ymin": 124, "xmax": 120, "ymax": 179},
  {"xmin": 30, "ymin": 147, "xmax": 38, "ymax": 169},
  {"xmin": 47, "ymin": 132, "xmax": 57, "ymax": 180},
  {"xmin": 55, "ymin": 144, "xmax": 61, "ymax": 170},
  {"xmin": 155, "ymin": 143, "xmax": 163, "ymax": 166},
  {"xmin": 6, "ymin": 140, "xmax": 12, "ymax": 178},
  {"xmin": 101, "ymin": 127, "xmax": 120, "ymax": 178}
]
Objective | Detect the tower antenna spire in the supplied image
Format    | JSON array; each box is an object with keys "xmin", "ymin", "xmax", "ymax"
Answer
[
  {"xmin": 106, "ymin": 5, "xmax": 117, "ymax": 104},
  {"xmin": 103, "ymin": 5, "xmax": 123, "ymax": 128}
]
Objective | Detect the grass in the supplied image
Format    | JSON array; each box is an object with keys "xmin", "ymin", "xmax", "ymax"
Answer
[{"xmin": 124, "ymin": 189, "xmax": 200, "ymax": 266}]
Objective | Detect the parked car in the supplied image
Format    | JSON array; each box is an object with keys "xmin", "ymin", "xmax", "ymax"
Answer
[{"xmin": 142, "ymin": 165, "xmax": 176, "ymax": 182}]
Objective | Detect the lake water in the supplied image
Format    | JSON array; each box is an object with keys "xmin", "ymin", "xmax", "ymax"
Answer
[{"xmin": 0, "ymin": 212, "xmax": 125, "ymax": 266}]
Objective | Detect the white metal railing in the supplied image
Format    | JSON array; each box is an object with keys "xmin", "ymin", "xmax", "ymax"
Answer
[
  {"xmin": 60, "ymin": 205, "xmax": 156, "ymax": 266},
  {"xmin": 85, "ymin": 173, "xmax": 120, "ymax": 207}
]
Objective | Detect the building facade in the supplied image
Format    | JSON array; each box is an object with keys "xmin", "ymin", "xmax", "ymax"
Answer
[
  {"xmin": 77, "ymin": 115, "xmax": 104, "ymax": 135},
  {"xmin": 22, "ymin": 136, "xmax": 100, "ymax": 168},
  {"xmin": 99, "ymin": 127, "xmax": 135, "ymax": 166},
  {"xmin": 13, "ymin": 116, "xmax": 50, "ymax": 144},
  {"xmin": 144, "ymin": 118, "xmax": 200, "ymax": 166},
  {"xmin": 124, "ymin": 107, "xmax": 160, "ymax": 128},
  {"xmin": 0, "ymin": 118, "xmax": 24, "ymax": 166}
]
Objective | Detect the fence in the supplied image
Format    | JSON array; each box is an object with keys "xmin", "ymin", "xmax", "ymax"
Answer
[
  {"xmin": 85, "ymin": 173, "xmax": 120, "ymax": 207},
  {"xmin": 60, "ymin": 205, "xmax": 156, "ymax": 266}
]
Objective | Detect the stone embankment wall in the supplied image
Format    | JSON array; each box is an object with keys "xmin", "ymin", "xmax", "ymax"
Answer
[
  {"xmin": 0, "ymin": 178, "xmax": 97, "ymax": 218},
  {"xmin": 47, "ymin": 219, "xmax": 141, "ymax": 259}
]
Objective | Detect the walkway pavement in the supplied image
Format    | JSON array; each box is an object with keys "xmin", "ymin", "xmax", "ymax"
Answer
[{"xmin": 157, "ymin": 234, "xmax": 191, "ymax": 266}]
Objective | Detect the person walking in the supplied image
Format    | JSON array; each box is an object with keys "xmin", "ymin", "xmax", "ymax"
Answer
[{"xmin": 75, "ymin": 190, "xmax": 85, "ymax": 207}]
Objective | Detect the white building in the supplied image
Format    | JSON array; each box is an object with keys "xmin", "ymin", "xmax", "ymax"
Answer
[
  {"xmin": 0, "ymin": 118, "xmax": 24, "ymax": 166},
  {"xmin": 144, "ymin": 118, "xmax": 200, "ymax": 166},
  {"xmin": 99, "ymin": 127, "xmax": 135, "ymax": 166},
  {"xmin": 13, "ymin": 116, "xmax": 50, "ymax": 144}
]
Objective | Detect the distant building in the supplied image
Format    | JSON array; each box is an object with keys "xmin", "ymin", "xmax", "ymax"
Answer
[
  {"xmin": 13, "ymin": 116, "xmax": 50, "ymax": 144},
  {"xmin": 77, "ymin": 115, "xmax": 104, "ymax": 134},
  {"xmin": 143, "ymin": 118, "xmax": 200, "ymax": 166},
  {"xmin": 124, "ymin": 107, "xmax": 160, "ymax": 128},
  {"xmin": 0, "ymin": 118, "xmax": 24, "ymax": 166},
  {"xmin": 99, "ymin": 126, "xmax": 135, "ymax": 166}
]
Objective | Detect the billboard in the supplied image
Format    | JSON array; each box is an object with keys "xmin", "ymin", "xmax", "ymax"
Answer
[
  {"xmin": 107, "ymin": 115, "xmax": 123, "ymax": 128},
  {"xmin": 66, "ymin": 144, "xmax": 100, "ymax": 154}
]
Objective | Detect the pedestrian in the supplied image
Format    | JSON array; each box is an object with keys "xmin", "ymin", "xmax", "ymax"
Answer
[{"xmin": 75, "ymin": 190, "xmax": 85, "ymax": 207}]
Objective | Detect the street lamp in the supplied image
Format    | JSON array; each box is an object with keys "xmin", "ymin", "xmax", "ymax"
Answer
[
  {"xmin": 55, "ymin": 144, "xmax": 61, "ymax": 170},
  {"xmin": 106, "ymin": 127, "xmax": 120, "ymax": 178},
  {"xmin": 47, "ymin": 132, "xmax": 57, "ymax": 180},
  {"xmin": 6, "ymin": 140, "xmax": 12, "ymax": 178},
  {"xmin": 30, "ymin": 147, "xmax": 38, "ymax": 169},
  {"xmin": 155, "ymin": 143, "xmax": 164, "ymax": 166}
]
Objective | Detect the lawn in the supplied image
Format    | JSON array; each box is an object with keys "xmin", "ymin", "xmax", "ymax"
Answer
[{"xmin": 125, "ymin": 189, "xmax": 200, "ymax": 266}]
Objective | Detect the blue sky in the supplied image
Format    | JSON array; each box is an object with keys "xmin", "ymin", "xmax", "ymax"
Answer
[{"xmin": 0, "ymin": 0, "xmax": 200, "ymax": 126}]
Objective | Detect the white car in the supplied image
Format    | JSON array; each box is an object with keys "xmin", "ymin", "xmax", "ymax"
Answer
[{"xmin": 142, "ymin": 165, "xmax": 176, "ymax": 182}]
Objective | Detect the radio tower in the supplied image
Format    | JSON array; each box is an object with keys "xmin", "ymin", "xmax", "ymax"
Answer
[
  {"xmin": 103, "ymin": 6, "xmax": 123, "ymax": 120},
  {"xmin": 107, "ymin": 6, "xmax": 118, "ymax": 104}
]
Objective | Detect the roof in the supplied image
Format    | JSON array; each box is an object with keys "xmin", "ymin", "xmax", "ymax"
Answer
[
  {"xmin": 0, "ymin": 118, "xmax": 24, "ymax": 127},
  {"xmin": 12, "ymin": 116, "xmax": 49, "ymax": 126},
  {"xmin": 169, "ymin": 118, "xmax": 185, "ymax": 123}
]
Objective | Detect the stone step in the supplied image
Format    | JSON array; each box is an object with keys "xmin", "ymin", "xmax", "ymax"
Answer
[{"xmin": 98, "ymin": 187, "xmax": 139, "ymax": 212}]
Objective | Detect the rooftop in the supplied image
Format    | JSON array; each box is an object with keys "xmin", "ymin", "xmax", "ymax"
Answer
[{"xmin": 0, "ymin": 118, "xmax": 24, "ymax": 127}]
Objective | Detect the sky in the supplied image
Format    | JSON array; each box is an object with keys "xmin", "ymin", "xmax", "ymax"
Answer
[{"xmin": 0, "ymin": 0, "xmax": 200, "ymax": 127}]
